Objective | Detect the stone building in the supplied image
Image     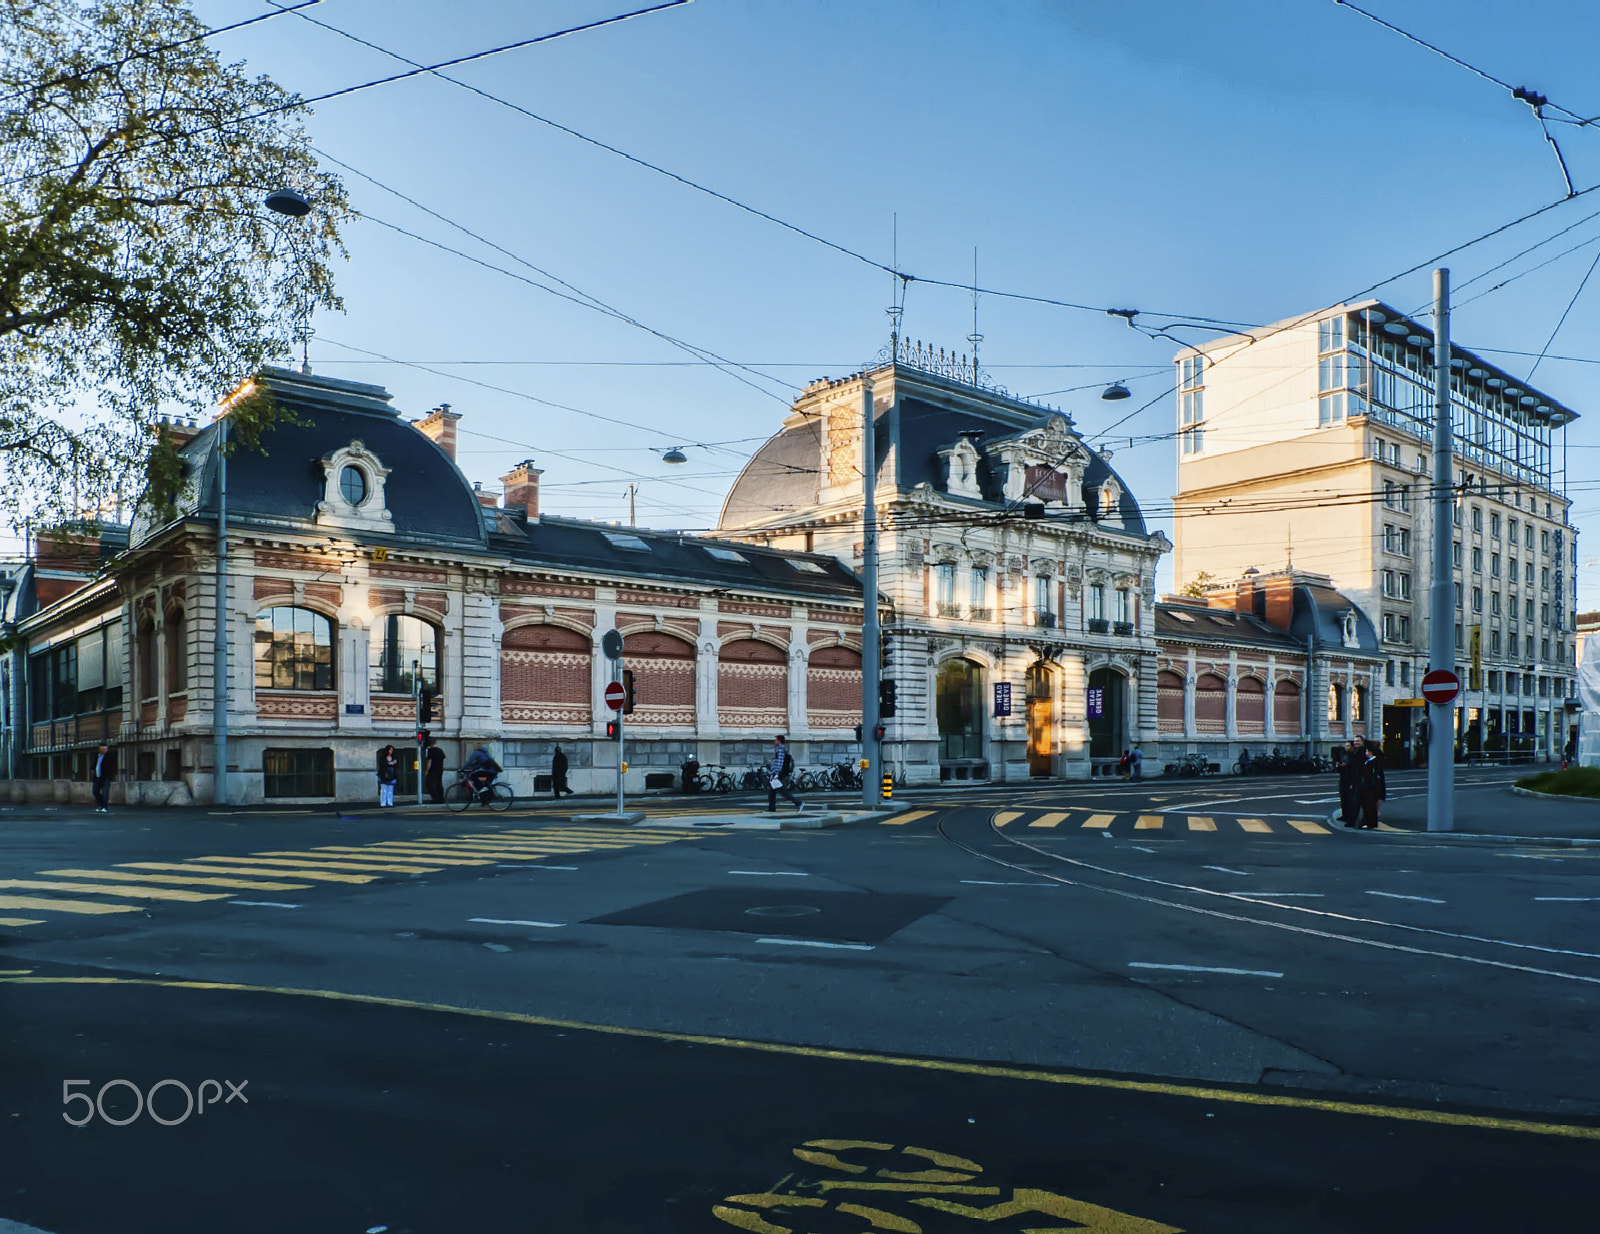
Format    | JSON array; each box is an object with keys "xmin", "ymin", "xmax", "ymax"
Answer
[{"xmin": 716, "ymin": 341, "xmax": 1170, "ymax": 782}]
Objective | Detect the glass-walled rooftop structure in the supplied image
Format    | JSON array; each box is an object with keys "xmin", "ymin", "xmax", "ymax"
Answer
[{"xmin": 1314, "ymin": 300, "xmax": 1575, "ymax": 491}]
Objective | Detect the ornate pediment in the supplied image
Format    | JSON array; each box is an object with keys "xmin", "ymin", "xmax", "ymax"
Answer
[{"xmin": 982, "ymin": 414, "xmax": 1089, "ymax": 509}]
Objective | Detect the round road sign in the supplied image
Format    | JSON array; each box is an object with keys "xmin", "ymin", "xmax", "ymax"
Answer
[
  {"xmin": 604, "ymin": 681, "xmax": 626, "ymax": 711},
  {"xmin": 1420, "ymin": 669, "xmax": 1461, "ymax": 706},
  {"xmin": 601, "ymin": 628, "xmax": 623, "ymax": 662}
]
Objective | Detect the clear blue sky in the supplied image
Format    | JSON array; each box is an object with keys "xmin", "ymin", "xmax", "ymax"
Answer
[{"xmin": 199, "ymin": 0, "xmax": 1600, "ymax": 602}]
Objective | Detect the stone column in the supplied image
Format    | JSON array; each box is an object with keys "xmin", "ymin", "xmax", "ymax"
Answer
[{"xmin": 1183, "ymin": 649, "xmax": 1197, "ymax": 740}]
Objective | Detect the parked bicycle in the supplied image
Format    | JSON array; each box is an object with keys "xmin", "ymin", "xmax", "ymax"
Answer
[{"xmin": 1162, "ymin": 752, "xmax": 1216, "ymax": 778}]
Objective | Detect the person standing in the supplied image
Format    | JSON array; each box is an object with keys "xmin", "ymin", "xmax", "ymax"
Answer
[
  {"xmin": 423, "ymin": 736, "xmax": 446, "ymax": 804},
  {"xmin": 1357, "ymin": 738, "xmax": 1386, "ymax": 830},
  {"xmin": 551, "ymin": 744, "xmax": 574, "ymax": 798},
  {"xmin": 376, "ymin": 744, "xmax": 398, "ymax": 808},
  {"xmin": 765, "ymin": 735, "xmax": 804, "ymax": 812},
  {"xmin": 1337, "ymin": 740, "xmax": 1360, "ymax": 827},
  {"xmin": 91, "ymin": 744, "xmax": 111, "ymax": 813},
  {"xmin": 1130, "ymin": 745, "xmax": 1144, "ymax": 781}
]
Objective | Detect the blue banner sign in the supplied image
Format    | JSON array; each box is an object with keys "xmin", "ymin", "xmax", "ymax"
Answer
[
  {"xmin": 993, "ymin": 682, "xmax": 1013, "ymax": 717},
  {"xmin": 1087, "ymin": 687, "xmax": 1104, "ymax": 720}
]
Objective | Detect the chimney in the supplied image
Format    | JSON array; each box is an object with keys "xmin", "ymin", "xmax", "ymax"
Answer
[
  {"xmin": 412, "ymin": 403, "xmax": 462, "ymax": 460},
  {"xmin": 500, "ymin": 459, "xmax": 542, "ymax": 518},
  {"xmin": 1259, "ymin": 573, "xmax": 1296, "ymax": 631},
  {"xmin": 473, "ymin": 481, "xmax": 498, "ymax": 508},
  {"xmin": 160, "ymin": 415, "xmax": 201, "ymax": 447}
]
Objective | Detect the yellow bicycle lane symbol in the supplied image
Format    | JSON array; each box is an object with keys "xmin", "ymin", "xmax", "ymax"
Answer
[{"xmin": 713, "ymin": 1139, "xmax": 1183, "ymax": 1233}]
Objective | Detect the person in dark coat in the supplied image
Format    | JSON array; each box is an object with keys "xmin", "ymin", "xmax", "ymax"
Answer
[
  {"xmin": 551, "ymin": 744, "xmax": 574, "ymax": 798},
  {"xmin": 91, "ymin": 744, "xmax": 112, "ymax": 813},
  {"xmin": 1337, "ymin": 740, "xmax": 1360, "ymax": 827},
  {"xmin": 1356, "ymin": 737, "xmax": 1386, "ymax": 829},
  {"xmin": 423, "ymin": 736, "xmax": 446, "ymax": 804},
  {"xmin": 376, "ymin": 745, "xmax": 399, "ymax": 807}
]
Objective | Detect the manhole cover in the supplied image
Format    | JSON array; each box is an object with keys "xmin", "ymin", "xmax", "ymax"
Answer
[{"xmin": 744, "ymin": 905, "xmax": 821, "ymax": 918}]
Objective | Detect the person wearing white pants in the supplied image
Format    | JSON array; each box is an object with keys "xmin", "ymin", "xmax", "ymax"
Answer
[{"xmin": 376, "ymin": 744, "xmax": 398, "ymax": 807}]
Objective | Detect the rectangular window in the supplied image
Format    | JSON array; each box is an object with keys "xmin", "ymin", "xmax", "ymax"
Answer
[
  {"xmin": 1386, "ymin": 660, "xmax": 1396, "ymax": 686},
  {"xmin": 1454, "ymin": 581, "xmax": 1463, "ymax": 609},
  {"xmin": 1526, "ymin": 561, "xmax": 1534, "ymax": 585},
  {"xmin": 1382, "ymin": 569, "xmax": 1395, "ymax": 597},
  {"xmin": 1491, "ymin": 592, "xmax": 1501, "ymax": 616},
  {"xmin": 1180, "ymin": 354, "xmax": 1206, "ymax": 389},
  {"xmin": 1031, "ymin": 575, "xmax": 1054, "ymax": 619},
  {"xmin": 1541, "ymin": 529, "xmax": 1551, "ymax": 554},
  {"xmin": 1526, "ymin": 525, "xmax": 1533, "ymax": 548},
  {"xmin": 1399, "ymin": 528, "xmax": 1412, "ymax": 556},
  {"xmin": 1318, "ymin": 317, "xmax": 1344, "ymax": 353},
  {"xmin": 1526, "ymin": 634, "xmax": 1535, "ymax": 657},
  {"xmin": 1491, "ymin": 553, "xmax": 1500, "ymax": 578},
  {"xmin": 935, "ymin": 562, "xmax": 957, "ymax": 610},
  {"xmin": 1489, "ymin": 669, "xmax": 1501, "ymax": 690},
  {"xmin": 1401, "ymin": 662, "xmax": 1411, "ymax": 685},
  {"xmin": 1116, "ymin": 589, "xmax": 1132, "ymax": 624},
  {"xmin": 1471, "ymin": 547, "xmax": 1482, "ymax": 573},
  {"xmin": 1491, "ymin": 512, "xmax": 1501, "ymax": 537},
  {"xmin": 1472, "ymin": 506, "xmax": 1483, "ymax": 533},
  {"xmin": 1541, "ymin": 602, "xmax": 1550, "ymax": 626},
  {"xmin": 262, "ymin": 748, "xmax": 334, "ymax": 799},
  {"xmin": 1399, "ymin": 484, "xmax": 1410, "ymax": 512},
  {"xmin": 1541, "ymin": 567, "xmax": 1550, "ymax": 590},
  {"xmin": 1090, "ymin": 585, "xmax": 1106, "ymax": 622},
  {"xmin": 1455, "ymin": 624, "xmax": 1464, "ymax": 650},
  {"xmin": 1383, "ymin": 480, "xmax": 1396, "ymax": 508},
  {"xmin": 1509, "ymin": 518, "xmax": 1517, "ymax": 542},
  {"xmin": 968, "ymin": 567, "xmax": 988, "ymax": 614},
  {"xmin": 1383, "ymin": 524, "xmax": 1396, "ymax": 553},
  {"xmin": 1541, "ymin": 642, "xmax": 1550, "ymax": 664},
  {"xmin": 1491, "ymin": 633, "xmax": 1502, "ymax": 657},
  {"xmin": 1472, "ymin": 587, "xmax": 1482, "ymax": 613},
  {"xmin": 1452, "ymin": 541, "xmax": 1462, "ymax": 568},
  {"xmin": 1180, "ymin": 425, "xmax": 1204, "ymax": 456}
]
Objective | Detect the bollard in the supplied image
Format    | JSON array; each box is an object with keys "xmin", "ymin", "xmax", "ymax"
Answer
[{"xmin": 881, "ymin": 773, "xmax": 893, "ymax": 801}]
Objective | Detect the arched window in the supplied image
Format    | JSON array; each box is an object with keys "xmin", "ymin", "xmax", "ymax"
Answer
[
  {"xmin": 1156, "ymin": 669, "xmax": 1184, "ymax": 732},
  {"xmin": 622, "ymin": 630, "xmax": 696, "ymax": 726},
  {"xmin": 165, "ymin": 609, "xmax": 187, "ymax": 693},
  {"xmin": 501, "ymin": 624, "xmax": 591, "ymax": 725},
  {"xmin": 137, "ymin": 620, "xmax": 157, "ymax": 701},
  {"xmin": 1194, "ymin": 672, "xmax": 1226, "ymax": 733},
  {"xmin": 254, "ymin": 607, "xmax": 334, "ymax": 691},
  {"xmin": 718, "ymin": 639, "xmax": 787, "ymax": 730},
  {"xmin": 937, "ymin": 659, "xmax": 983, "ymax": 761},
  {"xmin": 1236, "ymin": 676, "xmax": 1265, "ymax": 734},
  {"xmin": 1274, "ymin": 678, "xmax": 1302, "ymax": 735},
  {"xmin": 371, "ymin": 614, "xmax": 438, "ymax": 695},
  {"xmin": 806, "ymin": 645, "xmax": 861, "ymax": 731},
  {"xmin": 1327, "ymin": 682, "xmax": 1345, "ymax": 723},
  {"xmin": 1352, "ymin": 683, "xmax": 1367, "ymax": 724}
]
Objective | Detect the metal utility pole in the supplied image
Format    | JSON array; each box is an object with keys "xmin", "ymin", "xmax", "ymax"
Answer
[
  {"xmin": 414, "ymin": 659, "xmax": 425, "ymax": 806},
  {"xmin": 1428, "ymin": 268, "xmax": 1456, "ymax": 831},
  {"xmin": 860, "ymin": 381, "xmax": 880, "ymax": 808},
  {"xmin": 212, "ymin": 418, "xmax": 229, "ymax": 806},
  {"xmin": 615, "ymin": 663, "xmax": 627, "ymax": 818}
]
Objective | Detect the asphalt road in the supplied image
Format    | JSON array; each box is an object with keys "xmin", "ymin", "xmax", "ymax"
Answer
[{"xmin": 2, "ymin": 771, "xmax": 1597, "ymax": 1231}]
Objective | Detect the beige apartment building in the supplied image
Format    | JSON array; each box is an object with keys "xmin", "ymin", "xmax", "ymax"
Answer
[{"xmin": 1173, "ymin": 301, "xmax": 1580, "ymax": 766}]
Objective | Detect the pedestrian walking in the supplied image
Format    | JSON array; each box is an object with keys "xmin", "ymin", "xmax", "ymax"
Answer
[
  {"xmin": 1129, "ymin": 745, "xmax": 1144, "ymax": 781},
  {"xmin": 1357, "ymin": 738, "xmax": 1386, "ymax": 830},
  {"xmin": 551, "ymin": 743, "xmax": 575, "ymax": 798},
  {"xmin": 376, "ymin": 744, "xmax": 398, "ymax": 807},
  {"xmin": 91, "ymin": 743, "xmax": 111, "ymax": 813},
  {"xmin": 1237, "ymin": 747, "xmax": 1251, "ymax": 775},
  {"xmin": 423, "ymin": 736, "xmax": 446, "ymax": 804},
  {"xmin": 765, "ymin": 735, "xmax": 804, "ymax": 812},
  {"xmin": 1337, "ymin": 740, "xmax": 1360, "ymax": 827}
]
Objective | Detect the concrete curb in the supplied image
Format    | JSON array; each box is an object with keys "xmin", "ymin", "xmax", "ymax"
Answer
[
  {"xmin": 1324, "ymin": 808, "xmax": 1600, "ymax": 848},
  {"xmin": 1507, "ymin": 784, "xmax": 1600, "ymax": 804}
]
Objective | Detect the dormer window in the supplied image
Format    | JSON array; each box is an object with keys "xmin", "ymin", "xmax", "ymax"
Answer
[{"xmin": 339, "ymin": 465, "xmax": 367, "ymax": 506}]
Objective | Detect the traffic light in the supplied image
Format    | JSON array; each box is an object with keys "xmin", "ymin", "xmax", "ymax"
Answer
[
  {"xmin": 873, "ymin": 724, "xmax": 886, "ymax": 743},
  {"xmin": 622, "ymin": 668, "xmax": 636, "ymax": 715},
  {"xmin": 415, "ymin": 729, "xmax": 430, "ymax": 745},
  {"xmin": 417, "ymin": 686, "xmax": 434, "ymax": 726},
  {"xmin": 605, "ymin": 720, "xmax": 620, "ymax": 741},
  {"xmin": 878, "ymin": 678, "xmax": 897, "ymax": 718},
  {"xmin": 853, "ymin": 724, "xmax": 863, "ymax": 743}
]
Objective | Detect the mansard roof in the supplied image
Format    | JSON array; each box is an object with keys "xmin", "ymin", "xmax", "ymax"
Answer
[
  {"xmin": 1154, "ymin": 600, "xmax": 1305, "ymax": 651},
  {"xmin": 132, "ymin": 367, "xmax": 488, "ymax": 549},
  {"xmin": 719, "ymin": 366, "xmax": 1149, "ymax": 535}
]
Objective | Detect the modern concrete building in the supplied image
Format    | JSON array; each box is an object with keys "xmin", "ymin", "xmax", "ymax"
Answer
[{"xmin": 1173, "ymin": 301, "xmax": 1580, "ymax": 765}]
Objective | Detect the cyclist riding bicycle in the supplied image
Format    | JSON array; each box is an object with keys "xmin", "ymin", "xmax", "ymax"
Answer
[{"xmin": 460, "ymin": 745, "xmax": 502, "ymax": 802}]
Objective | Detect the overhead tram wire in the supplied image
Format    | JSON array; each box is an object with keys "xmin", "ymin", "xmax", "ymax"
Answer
[
  {"xmin": 1525, "ymin": 247, "xmax": 1600, "ymax": 384},
  {"xmin": 0, "ymin": 0, "xmax": 325, "ymax": 105},
  {"xmin": 319, "ymin": 151, "xmax": 797, "ymax": 408},
  {"xmin": 2, "ymin": 2, "xmax": 694, "ymax": 190},
  {"xmin": 267, "ymin": 0, "xmax": 1256, "ymax": 335}
]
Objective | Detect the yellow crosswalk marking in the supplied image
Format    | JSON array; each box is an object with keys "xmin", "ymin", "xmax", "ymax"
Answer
[
  {"xmin": 121, "ymin": 862, "xmax": 374, "ymax": 884},
  {"xmin": 1028, "ymin": 812, "xmax": 1069, "ymax": 829},
  {"xmin": 298, "ymin": 848, "xmax": 492, "ymax": 865},
  {"xmin": 1135, "ymin": 815, "xmax": 1164, "ymax": 830},
  {"xmin": 191, "ymin": 856, "xmax": 439, "ymax": 874},
  {"xmin": 358, "ymin": 847, "xmax": 581, "ymax": 862},
  {"xmin": 0, "ymin": 894, "xmax": 141, "ymax": 916},
  {"xmin": 994, "ymin": 811, "xmax": 1023, "ymax": 827},
  {"xmin": 1237, "ymin": 818, "xmax": 1273, "ymax": 833},
  {"xmin": 1081, "ymin": 814, "xmax": 1115, "ymax": 829},
  {"xmin": 0, "ymin": 917, "xmax": 45, "ymax": 926},
  {"xmin": 39, "ymin": 868, "xmax": 312, "ymax": 891},
  {"xmin": 1187, "ymin": 816, "xmax": 1217, "ymax": 831},
  {"xmin": 1288, "ymin": 819, "xmax": 1330, "ymax": 834},
  {"xmin": 881, "ymin": 809, "xmax": 933, "ymax": 826},
  {"xmin": 0, "ymin": 880, "xmax": 227, "ymax": 902}
]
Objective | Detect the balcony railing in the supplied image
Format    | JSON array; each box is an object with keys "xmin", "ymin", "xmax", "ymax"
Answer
[
  {"xmin": 936, "ymin": 602, "xmax": 962, "ymax": 618},
  {"xmin": 1113, "ymin": 621, "xmax": 1135, "ymax": 636},
  {"xmin": 968, "ymin": 607, "xmax": 993, "ymax": 622},
  {"xmin": 1087, "ymin": 617, "xmax": 1109, "ymax": 634},
  {"xmin": 1032, "ymin": 610, "xmax": 1057, "ymax": 629}
]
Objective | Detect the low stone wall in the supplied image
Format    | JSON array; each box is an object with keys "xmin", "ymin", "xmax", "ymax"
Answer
[{"xmin": 0, "ymin": 779, "xmax": 194, "ymax": 807}]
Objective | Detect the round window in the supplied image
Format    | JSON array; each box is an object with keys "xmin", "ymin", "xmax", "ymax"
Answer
[{"xmin": 339, "ymin": 465, "xmax": 367, "ymax": 506}]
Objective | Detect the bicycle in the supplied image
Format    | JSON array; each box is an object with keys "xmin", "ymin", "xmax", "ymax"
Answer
[{"xmin": 445, "ymin": 775, "xmax": 514, "ymax": 812}]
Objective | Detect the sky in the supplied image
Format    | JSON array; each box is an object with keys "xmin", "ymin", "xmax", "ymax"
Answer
[{"xmin": 191, "ymin": 0, "xmax": 1600, "ymax": 603}]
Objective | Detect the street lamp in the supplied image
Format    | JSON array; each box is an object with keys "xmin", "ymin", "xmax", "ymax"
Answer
[
  {"xmin": 213, "ymin": 189, "xmax": 312, "ymax": 805},
  {"xmin": 661, "ymin": 447, "xmax": 688, "ymax": 465},
  {"xmin": 1101, "ymin": 382, "xmax": 1131, "ymax": 401}
]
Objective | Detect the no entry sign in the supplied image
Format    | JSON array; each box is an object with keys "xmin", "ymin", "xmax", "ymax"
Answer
[
  {"xmin": 604, "ymin": 681, "xmax": 626, "ymax": 711},
  {"xmin": 1420, "ymin": 669, "xmax": 1461, "ymax": 706}
]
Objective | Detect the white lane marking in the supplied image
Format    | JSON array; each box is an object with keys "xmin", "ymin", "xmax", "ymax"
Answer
[
  {"xmin": 1129, "ymin": 962, "xmax": 1283, "ymax": 978},
  {"xmin": 1161, "ymin": 797, "xmax": 1243, "ymax": 812},
  {"xmin": 728, "ymin": 870, "xmax": 810, "ymax": 877},
  {"xmin": 1131, "ymin": 845, "xmax": 1157, "ymax": 853},
  {"xmin": 230, "ymin": 900, "xmax": 300, "ymax": 909},
  {"xmin": 1535, "ymin": 897, "xmax": 1600, "ymax": 902},
  {"xmin": 502, "ymin": 864, "xmax": 581, "ymax": 870},
  {"xmin": 1203, "ymin": 866, "xmax": 1251, "ymax": 876},
  {"xmin": 757, "ymin": 937, "xmax": 874, "ymax": 951},
  {"xmin": 960, "ymin": 879, "xmax": 1057, "ymax": 887},
  {"xmin": 1249, "ymin": 892, "xmax": 1325, "ymax": 898},
  {"xmin": 468, "ymin": 917, "xmax": 564, "ymax": 928},
  {"xmin": 1295, "ymin": 797, "xmax": 1341, "ymax": 804},
  {"xmin": 1366, "ymin": 891, "xmax": 1446, "ymax": 904}
]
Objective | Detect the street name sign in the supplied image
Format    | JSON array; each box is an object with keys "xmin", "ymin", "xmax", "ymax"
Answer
[{"xmin": 1420, "ymin": 669, "xmax": 1461, "ymax": 706}]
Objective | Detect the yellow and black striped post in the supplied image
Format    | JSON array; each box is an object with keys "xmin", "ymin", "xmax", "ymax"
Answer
[{"xmin": 881, "ymin": 772, "xmax": 893, "ymax": 800}]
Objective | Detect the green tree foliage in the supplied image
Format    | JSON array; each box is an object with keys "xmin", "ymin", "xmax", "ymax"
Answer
[
  {"xmin": 0, "ymin": 0, "xmax": 349, "ymax": 528},
  {"xmin": 1180, "ymin": 571, "xmax": 1217, "ymax": 598}
]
